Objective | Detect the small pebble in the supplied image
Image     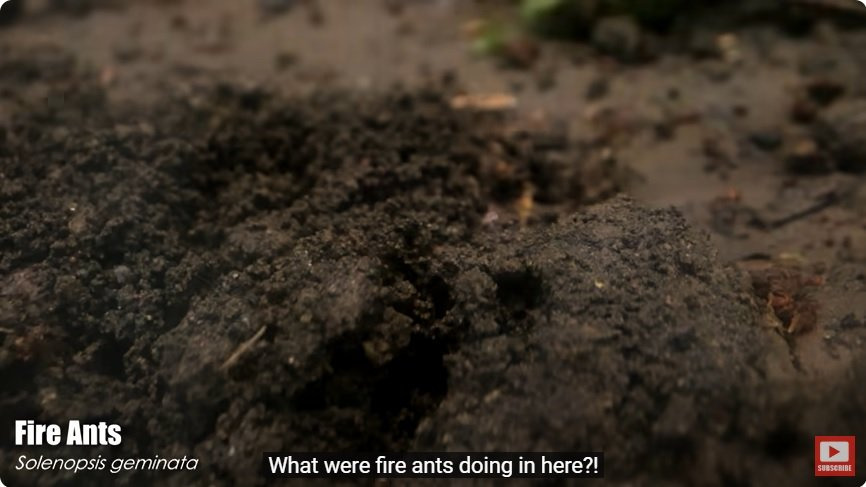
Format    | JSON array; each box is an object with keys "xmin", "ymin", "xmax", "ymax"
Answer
[{"xmin": 113, "ymin": 265, "xmax": 132, "ymax": 285}]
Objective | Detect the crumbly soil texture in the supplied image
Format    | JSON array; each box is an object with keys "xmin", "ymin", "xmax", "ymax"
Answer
[{"xmin": 1, "ymin": 6, "xmax": 866, "ymax": 487}]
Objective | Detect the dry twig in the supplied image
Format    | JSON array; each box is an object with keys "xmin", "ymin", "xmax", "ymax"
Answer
[{"xmin": 221, "ymin": 325, "xmax": 267, "ymax": 371}]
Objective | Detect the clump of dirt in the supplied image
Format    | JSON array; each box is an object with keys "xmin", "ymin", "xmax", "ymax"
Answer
[
  {"xmin": 815, "ymin": 98, "xmax": 866, "ymax": 173},
  {"xmin": 1, "ymin": 45, "xmax": 865, "ymax": 487},
  {"xmin": 416, "ymin": 200, "xmax": 765, "ymax": 478},
  {"xmin": 0, "ymin": 61, "xmax": 611, "ymax": 485}
]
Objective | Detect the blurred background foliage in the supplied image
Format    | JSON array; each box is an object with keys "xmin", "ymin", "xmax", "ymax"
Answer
[{"xmin": 520, "ymin": 0, "xmax": 697, "ymax": 34}]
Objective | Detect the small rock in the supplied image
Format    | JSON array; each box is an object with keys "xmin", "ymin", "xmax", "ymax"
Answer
[
  {"xmin": 585, "ymin": 77, "xmax": 610, "ymax": 101},
  {"xmin": 113, "ymin": 265, "xmax": 132, "ymax": 285},
  {"xmin": 749, "ymin": 130, "xmax": 782, "ymax": 152},
  {"xmin": 591, "ymin": 16, "xmax": 642, "ymax": 63},
  {"xmin": 784, "ymin": 137, "xmax": 832, "ymax": 174},
  {"xmin": 716, "ymin": 33, "xmax": 741, "ymax": 64},
  {"xmin": 816, "ymin": 98, "xmax": 866, "ymax": 173}
]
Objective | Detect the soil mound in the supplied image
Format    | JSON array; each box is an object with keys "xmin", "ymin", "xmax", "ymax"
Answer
[{"xmin": 1, "ymin": 75, "xmax": 864, "ymax": 486}]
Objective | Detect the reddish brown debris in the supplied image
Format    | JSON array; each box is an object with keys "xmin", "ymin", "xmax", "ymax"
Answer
[{"xmin": 748, "ymin": 264, "xmax": 824, "ymax": 335}]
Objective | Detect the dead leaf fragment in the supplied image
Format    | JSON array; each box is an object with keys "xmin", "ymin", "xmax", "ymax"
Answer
[{"xmin": 450, "ymin": 93, "xmax": 517, "ymax": 111}]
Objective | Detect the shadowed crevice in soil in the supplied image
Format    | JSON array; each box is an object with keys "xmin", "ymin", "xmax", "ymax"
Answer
[
  {"xmin": 291, "ymin": 331, "xmax": 449, "ymax": 450},
  {"xmin": 494, "ymin": 267, "xmax": 546, "ymax": 323}
]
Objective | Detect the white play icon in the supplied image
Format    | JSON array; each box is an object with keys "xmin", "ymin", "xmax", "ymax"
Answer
[{"xmin": 819, "ymin": 441, "xmax": 850, "ymax": 463}]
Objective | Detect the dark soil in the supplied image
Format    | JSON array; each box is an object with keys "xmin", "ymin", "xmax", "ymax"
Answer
[
  {"xmin": 2, "ymin": 1, "xmax": 866, "ymax": 486},
  {"xmin": 0, "ymin": 54, "xmax": 863, "ymax": 487}
]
